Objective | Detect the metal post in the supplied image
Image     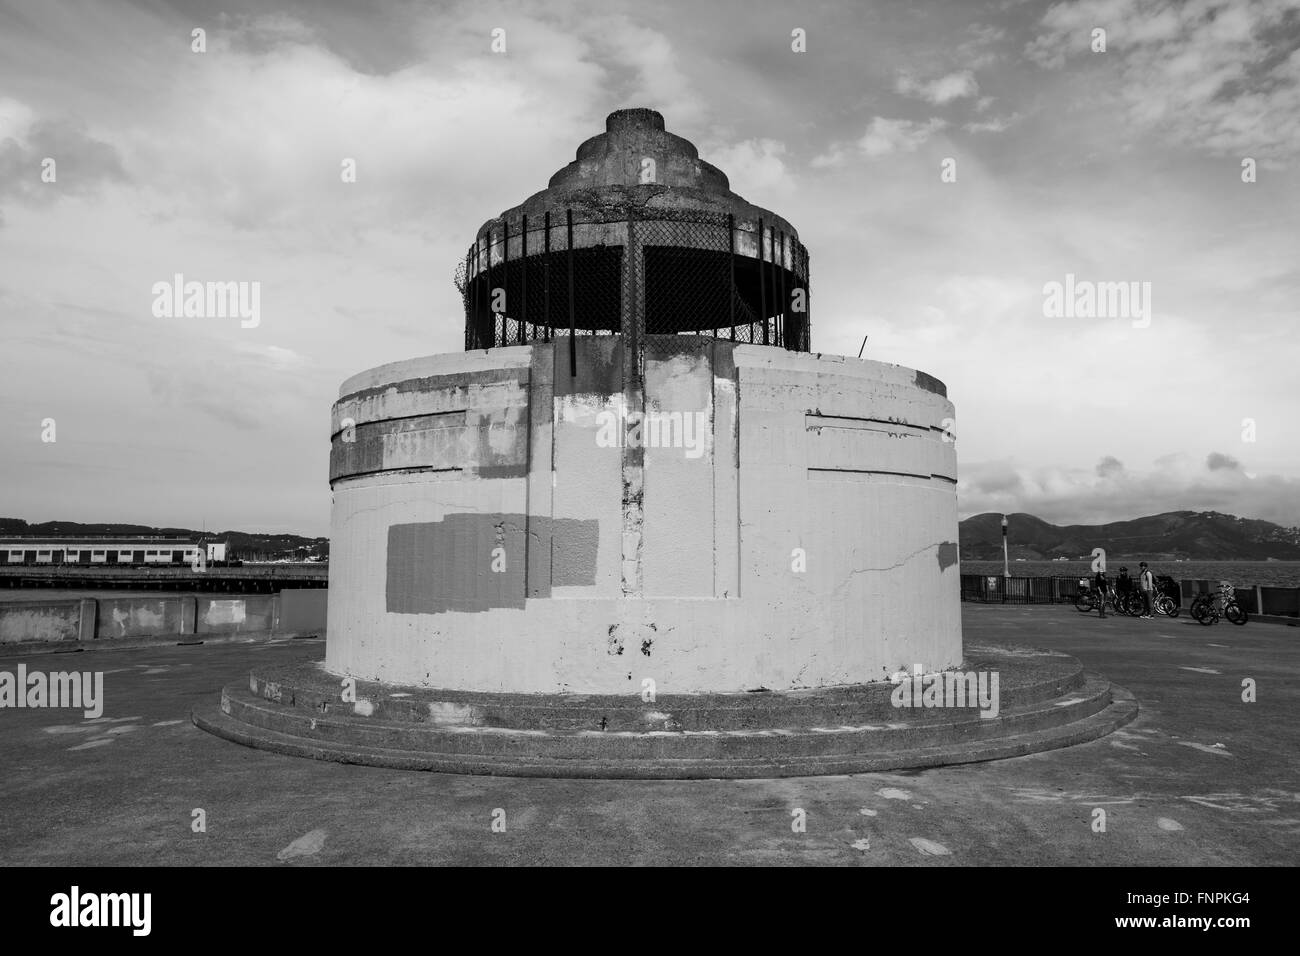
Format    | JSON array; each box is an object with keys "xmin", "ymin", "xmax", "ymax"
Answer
[
  {"xmin": 502, "ymin": 219, "xmax": 510, "ymax": 346},
  {"xmin": 464, "ymin": 245, "xmax": 473, "ymax": 351},
  {"xmin": 520, "ymin": 215, "xmax": 528, "ymax": 344},
  {"xmin": 727, "ymin": 214, "xmax": 736, "ymax": 342},
  {"xmin": 567, "ymin": 208, "xmax": 576, "ymax": 377},
  {"xmin": 1002, "ymin": 515, "xmax": 1010, "ymax": 579},
  {"xmin": 800, "ymin": 245, "xmax": 809, "ymax": 351},
  {"xmin": 757, "ymin": 219, "xmax": 768, "ymax": 346},
  {"xmin": 543, "ymin": 211, "xmax": 551, "ymax": 344},
  {"xmin": 778, "ymin": 231, "xmax": 787, "ymax": 349},
  {"xmin": 470, "ymin": 239, "xmax": 479, "ymax": 349},
  {"xmin": 768, "ymin": 226, "xmax": 779, "ymax": 349}
]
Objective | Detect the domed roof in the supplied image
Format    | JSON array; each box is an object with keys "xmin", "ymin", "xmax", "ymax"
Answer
[{"xmin": 476, "ymin": 108, "xmax": 797, "ymax": 240}]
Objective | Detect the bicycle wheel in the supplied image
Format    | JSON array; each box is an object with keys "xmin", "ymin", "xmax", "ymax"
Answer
[
  {"xmin": 1074, "ymin": 592, "xmax": 1095, "ymax": 613},
  {"xmin": 1154, "ymin": 595, "xmax": 1175, "ymax": 616},
  {"xmin": 1190, "ymin": 596, "xmax": 1209, "ymax": 622},
  {"xmin": 1126, "ymin": 593, "xmax": 1145, "ymax": 616},
  {"xmin": 1225, "ymin": 601, "xmax": 1248, "ymax": 626}
]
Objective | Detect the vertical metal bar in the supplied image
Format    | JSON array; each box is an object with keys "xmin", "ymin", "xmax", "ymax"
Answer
[
  {"xmin": 543, "ymin": 211, "xmax": 551, "ymax": 344},
  {"xmin": 520, "ymin": 214, "xmax": 528, "ymax": 345},
  {"xmin": 764, "ymin": 227, "xmax": 774, "ymax": 348},
  {"xmin": 470, "ymin": 239, "xmax": 478, "ymax": 349},
  {"xmin": 727, "ymin": 214, "xmax": 736, "ymax": 342},
  {"xmin": 464, "ymin": 245, "xmax": 473, "ymax": 351},
  {"xmin": 566, "ymin": 208, "xmax": 576, "ymax": 377},
  {"xmin": 486, "ymin": 227, "xmax": 496, "ymax": 348},
  {"xmin": 803, "ymin": 245, "xmax": 810, "ymax": 351},
  {"xmin": 502, "ymin": 220, "xmax": 510, "ymax": 347},
  {"xmin": 757, "ymin": 218, "xmax": 768, "ymax": 346},
  {"xmin": 779, "ymin": 231, "xmax": 788, "ymax": 350}
]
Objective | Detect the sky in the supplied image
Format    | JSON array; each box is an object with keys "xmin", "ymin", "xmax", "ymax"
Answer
[{"xmin": 1, "ymin": 0, "xmax": 1297, "ymax": 537}]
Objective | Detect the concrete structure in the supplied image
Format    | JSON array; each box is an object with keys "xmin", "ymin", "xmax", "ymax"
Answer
[
  {"xmin": 0, "ymin": 590, "xmax": 323, "ymax": 652},
  {"xmin": 327, "ymin": 344, "xmax": 960, "ymax": 693},
  {"xmin": 200, "ymin": 109, "xmax": 1134, "ymax": 777},
  {"xmin": 325, "ymin": 109, "xmax": 961, "ymax": 694}
]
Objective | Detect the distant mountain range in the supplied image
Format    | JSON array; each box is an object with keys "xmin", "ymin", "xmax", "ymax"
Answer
[
  {"xmin": 960, "ymin": 511, "xmax": 1300, "ymax": 561},
  {"xmin": 6, "ymin": 511, "xmax": 1299, "ymax": 563},
  {"xmin": 0, "ymin": 519, "xmax": 328, "ymax": 562}
]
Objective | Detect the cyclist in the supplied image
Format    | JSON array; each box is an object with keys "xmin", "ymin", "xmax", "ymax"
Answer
[
  {"xmin": 1094, "ymin": 566, "xmax": 1110, "ymax": 619},
  {"xmin": 1116, "ymin": 567, "xmax": 1132, "ymax": 598},
  {"xmin": 1138, "ymin": 562, "xmax": 1155, "ymax": 619},
  {"xmin": 1218, "ymin": 580, "xmax": 1234, "ymax": 613}
]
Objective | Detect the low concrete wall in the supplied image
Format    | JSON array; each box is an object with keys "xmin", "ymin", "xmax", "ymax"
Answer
[
  {"xmin": 196, "ymin": 596, "xmax": 275, "ymax": 634},
  {"xmin": 0, "ymin": 601, "xmax": 81, "ymax": 644},
  {"xmin": 0, "ymin": 591, "xmax": 325, "ymax": 647},
  {"xmin": 278, "ymin": 589, "xmax": 328, "ymax": 635}
]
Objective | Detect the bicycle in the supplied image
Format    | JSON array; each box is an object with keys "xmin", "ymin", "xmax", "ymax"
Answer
[
  {"xmin": 1075, "ymin": 586, "xmax": 1135, "ymax": 615},
  {"xmin": 1191, "ymin": 586, "xmax": 1248, "ymax": 626},
  {"xmin": 1116, "ymin": 588, "xmax": 1145, "ymax": 616}
]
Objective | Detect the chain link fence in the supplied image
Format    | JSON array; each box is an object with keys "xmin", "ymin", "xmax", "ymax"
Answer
[{"xmin": 457, "ymin": 208, "xmax": 810, "ymax": 353}]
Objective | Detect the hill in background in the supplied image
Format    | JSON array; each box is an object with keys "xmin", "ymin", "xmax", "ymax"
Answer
[
  {"xmin": 6, "ymin": 510, "xmax": 1299, "ymax": 563},
  {"xmin": 960, "ymin": 511, "xmax": 1300, "ymax": 561}
]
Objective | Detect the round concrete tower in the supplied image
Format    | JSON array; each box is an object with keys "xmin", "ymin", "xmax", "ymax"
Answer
[
  {"xmin": 324, "ymin": 108, "xmax": 963, "ymax": 694},
  {"xmin": 199, "ymin": 110, "xmax": 1138, "ymax": 778}
]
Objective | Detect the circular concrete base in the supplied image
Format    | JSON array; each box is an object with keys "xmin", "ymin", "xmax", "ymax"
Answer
[{"xmin": 193, "ymin": 642, "xmax": 1137, "ymax": 779}]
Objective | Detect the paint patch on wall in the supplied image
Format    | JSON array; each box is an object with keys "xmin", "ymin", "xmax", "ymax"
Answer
[
  {"xmin": 386, "ymin": 514, "xmax": 599, "ymax": 614},
  {"xmin": 206, "ymin": 600, "xmax": 246, "ymax": 625},
  {"xmin": 936, "ymin": 542, "xmax": 959, "ymax": 572},
  {"xmin": 913, "ymin": 370, "xmax": 947, "ymax": 397}
]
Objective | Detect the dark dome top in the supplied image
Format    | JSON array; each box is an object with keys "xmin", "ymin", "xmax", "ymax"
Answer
[{"xmin": 476, "ymin": 108, "xmax": 796, "ymax": 240}]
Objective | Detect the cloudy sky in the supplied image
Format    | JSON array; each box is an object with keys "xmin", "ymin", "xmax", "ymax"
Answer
[{"xmin": 1, "ymin": 0, "xmax": 1297, "ymax": 536}]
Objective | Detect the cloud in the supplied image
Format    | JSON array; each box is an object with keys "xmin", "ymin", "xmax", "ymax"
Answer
[
  {"xmin": 960, "ymin": 454, "xmax": 1300, "ymax": 526},
  {"xmin": 0, "ymin": 102, "xmax": 127, "ymax": 205},
  {"xmin": 1024, "ymin": 0, "xmax": 1300, "ymax": 164},
  {"xmin": 1096, "ymin": 456, "xmax": 1125, "ymax": 477},
  {"xmin": 896, "ymin": 70, "xmax": 980, "ymax": 104},
  {"xmin": 963, "ymin": 112, "xmax": 1021, "ymax": 134},
  {"xmin": 702, "ymin": 138, "xmax": 791, "ymax": 195},
  {"xmin": 812, "ymin": 115, "xmax": 948, "ymax": 168},
  {"xmin": 859, "ymin": 116, "xmax": 946, "ymax": 158}
]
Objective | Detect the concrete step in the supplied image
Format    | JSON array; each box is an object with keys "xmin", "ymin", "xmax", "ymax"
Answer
[
  {"xmin": 245, "ymin": 645, "xmax": 1086, "ymax": 733},
  {"xmin": 192, "ymin": 682, "xmax": 1137, "ymax": 779},
  {"xmin": 205, "ymin": 672, "xmax": 1115, "ymax": 762}
]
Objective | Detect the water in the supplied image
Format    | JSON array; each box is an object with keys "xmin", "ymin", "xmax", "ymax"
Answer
[{"xmin": 960, "ymin": 560, "xmax": 1300, "ymax": 589}]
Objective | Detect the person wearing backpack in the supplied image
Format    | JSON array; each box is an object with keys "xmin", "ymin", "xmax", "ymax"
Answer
[{"xmin": 1138, "ymin": 562, "xmax": 1156, "ymax": 619}]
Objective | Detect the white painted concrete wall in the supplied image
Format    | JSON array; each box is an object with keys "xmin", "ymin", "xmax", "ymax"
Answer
[{"xmin": 326, "ymin": 344, "xmax": 961, "ymax": 694}]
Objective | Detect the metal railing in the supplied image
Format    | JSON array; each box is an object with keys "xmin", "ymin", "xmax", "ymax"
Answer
[{"xmin": 455, "ymin": 207, "xmax": 810, "ymax": 354}]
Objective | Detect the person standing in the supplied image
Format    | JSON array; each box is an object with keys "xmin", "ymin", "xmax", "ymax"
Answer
[
  {"xmin": 1138, "ymin": 562, "xmax": 1155, "ymax": 619},
  {"xmin": 1095, "ymin": 566, "xmax": 1110, "ymax": 619}
]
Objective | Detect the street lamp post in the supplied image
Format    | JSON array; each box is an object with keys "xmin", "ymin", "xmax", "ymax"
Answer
[{"xmin": 1002, "ymin": 514, "xmax": 1010, "ymax": 579}]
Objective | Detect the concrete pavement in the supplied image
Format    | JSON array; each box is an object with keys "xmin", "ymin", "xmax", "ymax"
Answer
[{"xmin": 0, "ymin": 605, "xmax": 1295, "ymax": 866}]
